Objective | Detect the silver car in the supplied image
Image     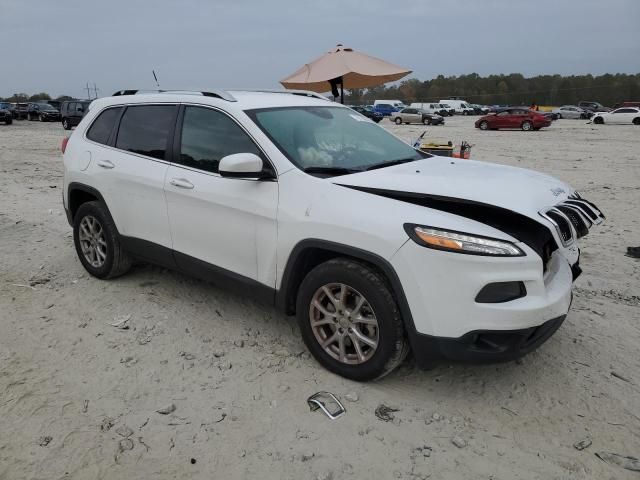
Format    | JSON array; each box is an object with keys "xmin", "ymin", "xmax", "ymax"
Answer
[{"xmin": 552, "ymin": 105, "xmax": 588, "ymax": 119}]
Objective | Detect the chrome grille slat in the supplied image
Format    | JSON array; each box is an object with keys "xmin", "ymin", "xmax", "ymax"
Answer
[{"xmin": 540, "ymin": 193, "xmax": 605, "ymax": 248}]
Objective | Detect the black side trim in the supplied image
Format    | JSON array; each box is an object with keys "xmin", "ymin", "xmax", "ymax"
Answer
[
  {"xmin": 66, "ymin": 182, "xmax": 111, "ymax": 227},
  {"xmin": 475, "ymin": 281, "xmax": 527, "ymax": 303},
  {"xmin": 338, "ymin": 185, "xmax": 558, "ymax": 263},
  {"xmin": 119, "ymin": 236, "xmax": 276, "ymax": 305}
]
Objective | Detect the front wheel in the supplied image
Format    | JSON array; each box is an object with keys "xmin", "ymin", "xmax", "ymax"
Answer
[
  {"xmin": 422, "ymin": 117, "xmax": 431, "ymax": 125},
  {"xmin": 479, "ymin": 120, "xmax": 489, "ymax": 130},
  {"xmin": 521, "ymin": 121, "xmax": 533, "ymax": 131},
  {"xmin": 394, "ymin": 117, "xmax": 402, "ymax": 125},
  {"xmin": 296, "ymin": 258, "xmax": 408, "ymax": 381},
  {"xmin": 593, "ymin": 116, "xmax": 604, "ymax": 124},
  {"xmin": 73, "ymin": 201, "xmax": 132, "ymax": 279},
  {"xmin": 633, "ymin": 117, "xmax": 640, "ymax": 125}
]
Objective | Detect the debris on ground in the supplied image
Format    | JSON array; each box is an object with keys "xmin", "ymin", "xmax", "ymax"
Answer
[
  {"xmin": 573, "ymin": 438, "xmax": 592, "ymax": 451},
  {"xmin": 610, "ymin": 371, "xmax": 632, "ymax": 383},
  {"xmin": 344, "ymin": 392, "xmax": 359, "ymax": 402},
  {"xmin": 116, "ymin": 425, "xmax": 134, "ymax": 438},
  {"xmin": 595, "ymin": 452, "xmax": 640, "ymax": 472},
  {"xmin": 37, "ymin": 436, "xmax": 52, "ymax": 447},
  {"xmin": 451, "ymin": 436, "xmax": 467, "ymax": 448},
  {"xmin": 308, "ymin": 392, "xmax": 346, "ymax": 420},
  {"xmin": 156, "ymin": 403, "xmax": 176, "ymax": 415},
  {"xmin": 100, "ymin": 417, "xmax": 115, "ymax": 432},
  {"xmin": 375, "ymin": 404, "xmax": 400, "ymax": 422},
  {"xmin": 110, "ymin": 314, "xmax": 131, "ymax": 330},
  {"xmin": 82, "ymin": 399, "xmax": 89, "ymax": 413},
  {"xmin": 118, "ymin": 438, "xmax": 134, "ymax": 452}
]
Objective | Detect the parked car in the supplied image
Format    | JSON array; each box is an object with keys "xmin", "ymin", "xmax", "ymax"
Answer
[
  {"xmin": 373, "ymin": 103, "xmax": 399, "ymax": 117},
  {"xmin": 591, "ymin": 107, "xmax": 640, "ymax": 125},
  {"xmin": 61, "ymin": 100, "xmax": 91, "ymax": 129},
  {"xmin": 62, "ymin": 88, "xmax": 604, "ymax": 380},
  {"xmin": 470, "ymin": 104, "xmax": 490, "ymax": 115},
  {"xmin": 439, "ymin": 99, "xmax": 475, "ymax": 115},
  {"xmin": 13, "ymin": 103, "xmax": 28, "ymax": 120},
  {"xmin": 47, "ymin": 100, "xmax": 62, "ymax": 110},
  {"xmin": 552, "ymin": 105, "xmax": 588, "ymax": 119},
  {"xmin": 0, "ymin": 102, "xmax": 13, "ymax": 125},
  {"xmin": 578, "ymin": 101, "xmax": 611, "ymax": 113},
  {"xmin": 373, "ymin": 99, "xmax": 406, "ymax": 110},
  {"xmin": 475, "ymin": 108, "xmax": 552, "ymax": 131},
  {"xmin": 440, "ymin": 103, "xmax": 456, "ymax": 116},
  {"xmin": 27, "ymin": 102, "xmax": 61, "ymax": 121},
  {"xmin": 391, "ymin": 108, "xmax": 444, "ymax": 125}
]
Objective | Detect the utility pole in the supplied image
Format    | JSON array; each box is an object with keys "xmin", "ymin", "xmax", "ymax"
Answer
[
  {"xmin": 85, "ymin": 82, "xmax": 92, "ymax": 100},
  {"xmin": 93, "ymin": 83, "xmax": 99, "ymax": 99}
]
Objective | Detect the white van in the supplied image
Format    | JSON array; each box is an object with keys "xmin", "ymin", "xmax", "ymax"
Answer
[
  {"xmin": 410, "ymin": 103, "xmax": 448, "ymax": 116},
  {"xmin": 439, "ymin": 99, "xmax": 475, "ymax": 115},
  {"xmin": 374, "ymin": 100, "xmax": 406, "ymax": 109}
]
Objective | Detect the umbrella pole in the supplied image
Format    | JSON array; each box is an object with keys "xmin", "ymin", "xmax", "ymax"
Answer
[{"xmin": 341, "ymin": 82, "xmax": 344, "ymax": 104}]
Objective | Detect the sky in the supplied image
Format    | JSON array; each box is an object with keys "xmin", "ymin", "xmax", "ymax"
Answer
[{"xmin": 1, "ymin": 0, "xmax": 639, "ymax": 99}]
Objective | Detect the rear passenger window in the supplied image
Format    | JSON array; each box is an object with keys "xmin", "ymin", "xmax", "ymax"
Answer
[
  {"xmin": 86, "ymin": 107, "xmax": 122, "ymax": 145},
  {"xmin": 115, "ymin": 105, "xmax": 177, "ymax": 160},
  {"xmin": 178, "ymin": 106, "xmax": 261, "ymax": 173}
]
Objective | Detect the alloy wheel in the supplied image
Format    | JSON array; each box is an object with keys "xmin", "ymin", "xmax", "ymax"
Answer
[
  {"xmin": 309, "ymin": 283, "xmax": 379, "ymax": 365},
  {"xmin": 78, "ymin": 215, "xmax": 108, "ymax": 268}
]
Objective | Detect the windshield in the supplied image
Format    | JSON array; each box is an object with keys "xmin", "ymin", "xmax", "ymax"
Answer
[
  {"xmin": 38, "ymin": 104, "xmax": 57, "ymax": 111},
  {"xmin": 0, "ymin": 103, "xmax": 10, "ymax": 109},
  {"xmin": 247, "ymin": 106, "xmax": 426, "ymax": 174}
]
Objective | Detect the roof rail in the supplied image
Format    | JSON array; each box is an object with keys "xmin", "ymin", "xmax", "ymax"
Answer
[
  {"xmin": 111, "ymin": 89, "xmax": 237, "ymax": 102},
  {"xmin": 236, "ymin": 89, "xmax": 330, "ymax": 101}
]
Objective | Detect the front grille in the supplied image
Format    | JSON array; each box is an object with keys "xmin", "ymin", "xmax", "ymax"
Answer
[{"xmin": 540, "ymin": 193, "xmax": 605, "ymax": 246}]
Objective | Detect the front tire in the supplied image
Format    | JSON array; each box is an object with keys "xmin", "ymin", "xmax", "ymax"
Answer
[
  {"xmin": 633, "ymin": 117, "xmax": 640, "ymax": 125},
  {"xmin": 422, "ymin": 117, "xmax": 431, "ymax": 125},
  {"xmin": 394, "ymin": 117, "xmax": 402, "ymax": 125},
  {"xmin": 296, "ymin": 258, "xmax": 408, "ymax": 381},
  {"xmin": 521, "ymin": 120, "xmax": 533, "ymax": 131},
  {"xmin": 73, "ymin": 201, "xmax": 132, "ymax": 279},
  {"xmin": 479, "ymin": 120, "xmax": 489, "ymax": 130},
  {"xmin": 593, "ymin": 116, "xmax": 604, "ymax": 124}
]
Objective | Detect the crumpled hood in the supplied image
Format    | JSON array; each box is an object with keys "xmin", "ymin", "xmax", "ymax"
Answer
[{"xmin": 332, "ymin": 157, "xmax": 572, "ymax": 220}]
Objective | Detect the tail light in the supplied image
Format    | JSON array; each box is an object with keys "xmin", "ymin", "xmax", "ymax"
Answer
[{"xmin": 61, "ymin": 137, "xmax": 69, "ymax": 154}]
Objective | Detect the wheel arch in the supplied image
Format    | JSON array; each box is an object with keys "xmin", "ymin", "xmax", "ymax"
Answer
[
  {"xmin": 276, "ymin": 239, "xmax": 418, "ymax": 338},
  {"xmin": 67, "ymin": 183, "xmax": 115, "ymax": 228}
]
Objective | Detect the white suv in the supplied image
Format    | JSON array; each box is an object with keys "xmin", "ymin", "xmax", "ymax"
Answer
[{"xmin": 62, "ymin": 89, "xmax": 604, "ymax": 381}]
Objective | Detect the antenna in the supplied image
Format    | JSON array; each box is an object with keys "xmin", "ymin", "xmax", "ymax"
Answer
[{"xmin": 152, "ymin": 70, "xmax": 160, "ymax": 88}]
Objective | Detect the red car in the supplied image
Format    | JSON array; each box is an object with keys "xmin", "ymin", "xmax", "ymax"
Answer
[{"xmin": 475, "ymin": 108, "xmax": 552, "ymax": 131}]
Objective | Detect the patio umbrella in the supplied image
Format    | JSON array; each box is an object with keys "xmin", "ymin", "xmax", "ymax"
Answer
[{"xmin": 280, "ymin": 44, "xmax": 411, "ymax": 103}]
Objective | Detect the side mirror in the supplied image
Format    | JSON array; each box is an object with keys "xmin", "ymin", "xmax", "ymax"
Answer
[{"xmin": 219, "ymin": 153, "xmax": 268, "ymax": 179}]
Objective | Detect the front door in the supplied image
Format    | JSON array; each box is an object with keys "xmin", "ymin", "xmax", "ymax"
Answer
[{"xmin": 164, "ymin": 105, "xmax": 278, "ymax": 286}]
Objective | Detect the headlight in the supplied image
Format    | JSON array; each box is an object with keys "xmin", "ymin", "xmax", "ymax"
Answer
[{"xmin": 404, "ymin": 224, "xmax": 524, "ymax": 257}]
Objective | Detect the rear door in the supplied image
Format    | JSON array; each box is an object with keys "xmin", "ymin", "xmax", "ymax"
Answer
[
  {"xmin": 164, "ymin": 105, "xmax": 278, "ymax": 285},
  {"xmin": 86, "ymin": 104, "xmax": 176, "ymax": 251}
]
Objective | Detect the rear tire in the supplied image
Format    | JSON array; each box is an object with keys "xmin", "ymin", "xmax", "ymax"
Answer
[
  {"xmin": 73, "ymin": 201, "xmax": 132, "ymax": 279},
  {"xmin": 296, "ymin": 258, "xmax": 409, "ymax": 381},
  {"xmin": 5, "ymin": 118, "xmax": 11, "ymax": 125},
  {"xmin": 422, "ymin": 117, "xmax": 431, "ymax": 125},
  {"xmin": 394, "ymin": 117, "xmax": 402, "ymax": 125},
  {"xmin": 593, "ymin": 116, "xmax": 604, "ymax": 124},
  {"xmin": 633, "ymin": 117, "xmax": 640, "ymax": 125},
  {"xmin": 521, "ymin": 121, "xmax": 533, "ymax": 131},
  {"xmin": 479, "ymin": 120, "xmax": 489, "ymax": 130}
]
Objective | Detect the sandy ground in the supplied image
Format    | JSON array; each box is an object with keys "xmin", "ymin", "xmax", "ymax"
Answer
[{"xmin": 1, "ymin": 116, "xmax": 639, "ymax": 480}]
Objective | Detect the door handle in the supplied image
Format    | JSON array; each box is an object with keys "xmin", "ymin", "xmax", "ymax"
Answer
[
  {"xmin": 170, "ymin": 178, "xmax": 194, "ymax": 189},
  {"xmin": 97, "ymin": 160, "xmax": 115, "ymax": 169}
]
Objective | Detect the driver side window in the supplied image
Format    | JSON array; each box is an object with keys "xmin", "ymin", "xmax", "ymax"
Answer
[{"xmin": 178, "ymin": 106, "xmax": 261, "ymax": 174}]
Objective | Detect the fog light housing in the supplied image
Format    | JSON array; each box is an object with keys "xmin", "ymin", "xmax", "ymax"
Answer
[{"xmin": 475, "ymin": 281, "xmax": 526, "ymax": 303}]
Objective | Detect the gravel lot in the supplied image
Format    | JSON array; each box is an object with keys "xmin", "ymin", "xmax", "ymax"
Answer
[{"xmin": 1, "ymin": 116, "xmax": 639, "ymax": 479}]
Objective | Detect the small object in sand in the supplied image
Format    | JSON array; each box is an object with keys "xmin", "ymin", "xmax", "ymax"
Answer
[
  {"xmin": 626, "ymin": 246, "xmax": 640, "ymax": 259},
  {"xmin": 116, "ymin": 425, "xmax": 134, "ymax": 438},
  {"xmin": 120, "ymin": 356, "xmax": 137, "ymax": 367},
  {"xmin": 156, "ymin": 403, "xmax": 176, "ymax": 415},
  {"xmin": 274, "ymin": 348, "xmax": 290, "ymax": 357},
  {"xmin": 240, "ymin": 450, "xmax": 246, "ymax": 458},
  {"xmin": 301, "ymin": 451, "xmax": 315, "ymax": 462},
  {"xmin": 451, "ymin": 436, "xmax": 467, "ymax": 448},
  {"xmin": 100, "ymin": 417, "xmax": 115, "ymax": 432},
  {"xmin": 375, "ymin": 404, "xmax": 399, "ymax": 422},
  {"xmin": 344, "ymin": 392, "xmax": 359, "ymax": 402},
  {"xmin": 432, "ymin": 412, "xmax": 442, "ymax": 421},
  {"xmin": 180, "ymin": 352, "xmax": 196, "ymax": 361},
  {"xmin": 595, "ymin": 452, "xmax": 640, "ymax": 472},
  {"xmin": 110, "ymin": 314, "xmax": 131, "ymax": 330},
  {"xmin": 190, "ymin": 458, "xmax": 196, "ymax": 465},
  {"xmin": 82, "ymin": 399, "xmax": 89, "ymax": 413},
  {"xmin": 37, "ymin": 436, "xmax": 52, "ymax": 447},
  {"xmin": 573, "ymin": 438, "xmax": 592, "ymax": 451},
  {"xmin": 213, "ymin": 350, "xmax": 225, "ymax": 358},
  {"xmin": 611, "ymin": 371, "xmax": 632, "ymax": 383},
  {"xmin": 119, "ymin": 438, "xmax": 134, "ymax": 452},
  {"xmin": 308, "ymin": 392, "xmax": 346, "ymax": 420},
  {"xmin": 234, "ymin": 339, "xmax": 245, "ymax": 348}
]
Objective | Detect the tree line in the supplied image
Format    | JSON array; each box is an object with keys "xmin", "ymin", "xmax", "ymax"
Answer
[
  {"xmin": 346, "ymin": 73, "xmax": 640, "ymax": 107},
  {"xmin": 1, "ymin": 93, "xmax": 74, "ymax": 103}
]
